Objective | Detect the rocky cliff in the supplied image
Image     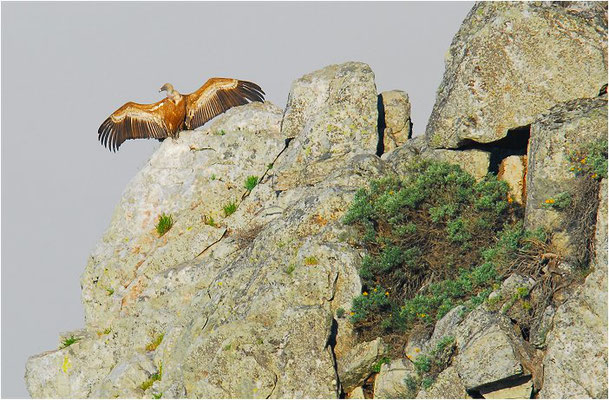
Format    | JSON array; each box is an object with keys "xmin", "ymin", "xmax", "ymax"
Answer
[{"xmin": 26, "ymin": 3, "xmax": 607, "ymax": 399}]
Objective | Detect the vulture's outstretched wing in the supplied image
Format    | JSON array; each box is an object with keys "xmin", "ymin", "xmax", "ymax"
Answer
[
  {"xmin": 184, "ymin": 78, "xmax": 265, "ymax": 130},
  {"xmin": 98, "ymin": 99, "xmax": 178, "ymax": 152}
]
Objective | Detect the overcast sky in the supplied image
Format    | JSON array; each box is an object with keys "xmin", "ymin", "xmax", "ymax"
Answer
[{"xmin": 1, "ymin": 2, "xmax": 473, "ymax": 397}]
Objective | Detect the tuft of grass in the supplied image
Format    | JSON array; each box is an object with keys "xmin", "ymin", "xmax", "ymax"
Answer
[
  {"xmin": 141, "ymin": 373, "xmax": 161, "ymax": 391},
  {"xmin": 106, "ymin": 287, "xmax": 114, "ymax": 296},
  {"xmin": 156, "ymin": 213, "xmax": 173, "ymax": 237},
  {"xmin": 244, "ymin": 176, "xmax": 259, "ymax": 191},
  {"xmin": 145, "ymin": 333, "xmax": 164, "ymax": 352},
  {"xmin": 372, "ymin": 356, "xmax": 391, "ymax": 373},
  {"xmin": 204, "ymin": 215, "xmax": 218, "ymax": 227},
  {"xmin": 304, "ymin": 256, "xmax": 319, "ymax": 265},
  {"xmin": 60, "ymin": 335, "xmax": 80, "ymax": 349},
  {"xmin": 284, "ymin": 263, "xmax": 296, "ymax": 275},
  {"xmin": 223, "ymin": 201, "xmax": 238, "ymax": 217},
  {"xmin": 336, "ymin": 307, "xmax": 346, "ymax": 318},
  {"xmin": 152, "ymin": 393, "xmax": 163, "ymax": 399},
  {"xmin": 210, "ymin": 174, "xmax": 217, "ymax": 181}
]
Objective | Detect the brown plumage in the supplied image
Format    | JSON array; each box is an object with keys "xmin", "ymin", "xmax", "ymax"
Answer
[{"xmin": 98, "ymin": 78, "xmax": 265, "ymax": 152}]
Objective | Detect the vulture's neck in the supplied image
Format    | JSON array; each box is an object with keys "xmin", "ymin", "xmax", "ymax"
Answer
[{"xmin": 167, "ymin": 90, "xmax": 182, "ymax": 105}]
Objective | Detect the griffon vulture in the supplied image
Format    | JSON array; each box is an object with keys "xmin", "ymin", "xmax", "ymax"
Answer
[{"xmin": 98, "ymin": 78, "xmax": 265, "ymax": 152}]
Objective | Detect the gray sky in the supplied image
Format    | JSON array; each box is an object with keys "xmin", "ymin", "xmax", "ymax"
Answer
[{"xmin": 1, "ymin": 2, "xmax": 473, "ymax": 397}]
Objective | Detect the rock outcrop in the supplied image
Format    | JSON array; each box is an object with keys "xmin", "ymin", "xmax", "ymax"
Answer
[
  {"xmin": 27, "ymin": 62, "xmax": 389, "ymax": 398},
  {"xmin": 525, "ymin": 96, "xmax": 608, "ymax": 263},
  {"xmin": 426, "ymin": 2, "xmax": 607, "ymax": 148},
  {"xmin": 25, "ymin": 3, "xmax": 608, "ymax": 398},
  {"xmin": 380, "ymin": 90, "xmax": 412, "ymax": 153},
  {"xmin": 539, "ymin": 179, "xmax": 608, "ymax": 399}
]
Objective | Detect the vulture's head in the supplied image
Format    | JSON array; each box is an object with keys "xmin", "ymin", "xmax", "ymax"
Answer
[{"xmin": 159, "ymin": 83, "xmax": 174, "ymax": 94}]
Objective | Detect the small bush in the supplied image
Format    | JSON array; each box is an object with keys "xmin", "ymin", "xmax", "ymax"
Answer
[
  {"xmin": 542, "ymin": 192, "xmax": 572, "ymax": 210},
  {"xmin": 336, "ymin": 307, "xmax": 345, "ymax": 318},
  {"xmin": 350, "ymin": 287, "xmax": 392, "ymax": 324},
  {"xmin": 244, "ymin": 176, "xmax": 259, "ymax": 191},
  {"xmin": 413, "ymin": 355, "xmax": 432, "ymax": 374},
  {"xmin": 223, "ymin": 201, "xmax": 238, "ymax": 217},
  {"xmin": 156, "ymin": 213, "xmax": 173, "ymax": 237},
  {"xmin": 421, "ymin": 377, "xmax": 434, "ymax": 390},
  {"xmin": 568, "ymin": 139, "xmax": 608, "ymax": 180}
]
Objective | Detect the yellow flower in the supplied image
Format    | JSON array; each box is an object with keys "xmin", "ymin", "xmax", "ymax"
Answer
[
  {"xmin": 545, "ymin": 199, "xmax": 555, "ymax": 204},
  {"xmin": 592, "ymin": 173, "xmax": 598, "ymax": 179},
  {"xmin": 373, "ymin": 288, "xmax": 378, "ymax": 292},
  {"xmin": 388, "ymin": 191, "xmax": 394, "ymax": 195},
  {"xmin": 385, "ymin": 291, "xmax": 389, "ymax": 296},
  {"xmin": 414, "ymin": 347, "xmax": 421, "ymax": 353},
  {"xmin": 350, "ymin": 311, "xmax": 355, "ymax": 316},
  {"xmin": 581, "ymin": 158, "xmax": 587, "ymax": 164},
  {"xmin": 217, "ymin": 282, "xmax": 223, "ymax": 286},
  {"xmin": 363, "ymin": 292, "xmax": 368, "ymax": 296}
]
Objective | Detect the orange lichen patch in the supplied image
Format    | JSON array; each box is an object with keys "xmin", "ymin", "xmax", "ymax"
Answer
[
  {"xmin": 134, "ymin": 259, "xmax": 145, "ymax": 270},
  {"xmin": 313, "ymin": 214, "xmax": 328, "ymax": 226},
  {"xmin": 132, "ymin": 246, "xmax": 141, "ymax": 254},
  {"xmin": 498, "ymin": 155, "xmax": 527, "ymax": 205},
  {"xmin": 121, "ymin": 278, "xmax": 145, "ymax": 309}
]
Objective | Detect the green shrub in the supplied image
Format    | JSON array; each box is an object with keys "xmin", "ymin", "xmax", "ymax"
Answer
[
  {"xmin": 336, "ymin": 308, "xmax": 345, "ymax": 318},
  {"xmin": 343, "ymin": 159, "xmax": 545, "ymax": 344},
  {"xmin": 413, "ymin": 355, "xmax": 431, "ymax": 374},
  {"xmin": 421, "ymin": 377, "xmax": 435, "ymax": 390},
  {"xmin": 223, "ymin": 201, "xmax": 238, "ymax": 217},
  {"xmin": 156, "ymin": 213, "xmax": 173, "ymax": 237},
  {"xmin": 542, "ymin": 192, "xmax": 572, "ymax": 210},
  {"xmin": 244, "ymin": 176, "xmax": 259, "ymax": 191},
  {"xmin": 350, "ymin": 287, "xmax": 391, "ymax": 323}
]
